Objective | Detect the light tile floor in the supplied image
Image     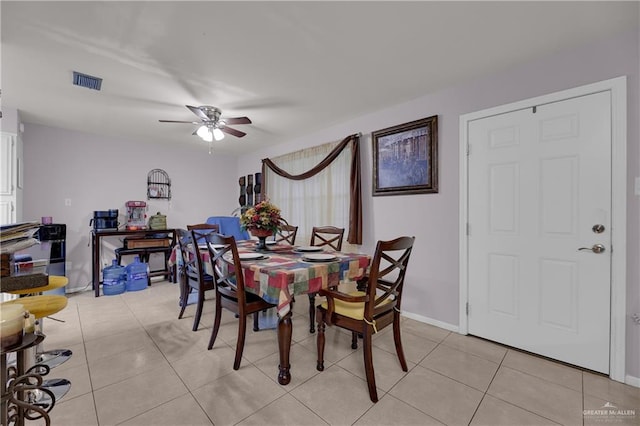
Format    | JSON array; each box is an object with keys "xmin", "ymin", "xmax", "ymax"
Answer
[{"xmin": 27, "ymin": 280, "xmax": 639, "ymax": 425}]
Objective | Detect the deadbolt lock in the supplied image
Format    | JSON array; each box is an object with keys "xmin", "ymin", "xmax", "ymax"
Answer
[{"xmin": 592, "ymin": 224, "xmax": 605, "ymax": 234}]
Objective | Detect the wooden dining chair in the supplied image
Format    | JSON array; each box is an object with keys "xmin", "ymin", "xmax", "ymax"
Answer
[
  {"xmin": 176, "ymin": 227, "xmax": 216, "ymax": 331},
  {"xmin": 187, "ymin": 223, "xmax": 220, "ymax": 242},
  {"xmin": 310, "ymin": 226, "xmax": 344, "ymax": 251},
  {"xmin": 273, "ymin": 219, "xmax": 298, "ymax": 246},
  {"xmin": 306, "ymin": 226, "xmax": 345, "ymax": 333},
  {"xmin": 205, "ymin": 233, "xmax": 277, "ymax": 370},
  {"xmin": 316, "ymin": 236, "xmax": 415, "ymax": 402}
]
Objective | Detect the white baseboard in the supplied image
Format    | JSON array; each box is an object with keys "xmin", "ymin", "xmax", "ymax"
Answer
[
  {"xmin": 401, "ymin": 311, "xmax": 459, "ymax": 333},
  {"xmin": 625, "ymin": 374, "xmax": 640, "ymax": 388},
  {"xmin": 401, "ymin": 311, "xmax": 639, "ymax": 389}
]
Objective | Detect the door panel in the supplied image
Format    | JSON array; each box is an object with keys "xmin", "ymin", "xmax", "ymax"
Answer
[{"xmin": 468, "ymin": 91, "xmax": 611, "ymax": 373}]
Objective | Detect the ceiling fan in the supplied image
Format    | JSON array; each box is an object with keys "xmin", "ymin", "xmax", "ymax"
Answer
[{"xmin": 159, "ymin": 105, "xmax": 251, "ymax": 142}]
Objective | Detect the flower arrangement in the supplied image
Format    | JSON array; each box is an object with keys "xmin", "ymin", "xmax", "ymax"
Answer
[{"xmin": 240, "ymin": 199, "xmax": 282, "ymax": 234}]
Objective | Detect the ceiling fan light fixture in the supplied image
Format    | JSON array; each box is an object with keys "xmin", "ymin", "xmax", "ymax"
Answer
[
  {"xmin": 196, "ymin": 125, "xmax": 209, "ymax": 139},
  {"xmin": 213, "ymin": 128, "xmax": 225, "ymax": 141}
]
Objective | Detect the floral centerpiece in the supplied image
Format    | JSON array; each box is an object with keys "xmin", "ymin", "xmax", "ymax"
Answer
[{"xmin": 240, "ymin": 200, "xmax": 282, "ymax": 249}]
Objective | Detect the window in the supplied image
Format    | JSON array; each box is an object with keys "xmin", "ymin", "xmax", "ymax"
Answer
[{"xmin": 262, "ymin": 134, "xmax": 362, "ymax": 249}]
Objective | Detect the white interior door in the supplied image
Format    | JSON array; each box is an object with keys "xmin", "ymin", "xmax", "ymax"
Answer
[{"xmin": 467, "ymin": 90, "xmax": 612, "ymax": 373}]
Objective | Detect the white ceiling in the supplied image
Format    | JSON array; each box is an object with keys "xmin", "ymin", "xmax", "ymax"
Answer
[{"xmin": 2, "ymin": 1, "xmax": 638, "ymax": 154}]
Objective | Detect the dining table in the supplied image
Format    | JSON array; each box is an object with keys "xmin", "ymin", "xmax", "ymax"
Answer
[
  {"xmin": 177, "ymin": 239, "xmax": 371, "ymax": 385},
  {"xmin": 235, "ymin": 240, "xmax": 370, "ymax": 384}
]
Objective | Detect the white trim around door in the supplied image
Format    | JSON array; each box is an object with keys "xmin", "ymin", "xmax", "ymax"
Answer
[{"xmin": 459, "ymin": 76, "xmax": 627, "ymax": 383}]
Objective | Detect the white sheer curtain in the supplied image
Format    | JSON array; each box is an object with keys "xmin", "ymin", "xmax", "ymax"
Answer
[{"xmin": 265, "ymin": 141, "xmax": 354, "ymax": 251}]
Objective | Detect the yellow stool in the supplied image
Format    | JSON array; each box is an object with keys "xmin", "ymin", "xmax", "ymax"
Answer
[
  {"xmin": 1, "ymin": 287, "xmax": 71, "ymax": 409},
  {"xmin": 2, "ymin": 295, "xmax": 67, "ymax": 319}
]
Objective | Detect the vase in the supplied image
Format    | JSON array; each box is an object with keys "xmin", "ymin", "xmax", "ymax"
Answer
[{"xmin": 250, "ymin": 228, "xmax": 273, "ymax": 251}]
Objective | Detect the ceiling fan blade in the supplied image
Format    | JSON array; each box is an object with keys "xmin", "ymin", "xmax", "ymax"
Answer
[
  {"xmin": 186, "ymin": 105, "xmax": 208, "ymax": 120},
  {"xmin": 223, "ymin": 117, "xmax": 252, "ymax": 125},
  {"xmin": 159, "ymin": 120, "xmax": 198, "ymax": 124},
  {"xmin": 221, "ymin": 126, "xmax": 246, "ymax": 138}
]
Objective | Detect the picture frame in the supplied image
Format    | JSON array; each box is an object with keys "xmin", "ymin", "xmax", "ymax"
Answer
[{"xmin": 372, "ymin": 115, "xmax": 438, "ymax": 196}]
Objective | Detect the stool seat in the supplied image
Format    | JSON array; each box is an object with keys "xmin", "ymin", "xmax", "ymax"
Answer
[
  {"xmin": 6, "ymin": 275, "xmax": 68, "ymax": 296},
  {"xmin": 2, "ymin": 295, "xmax": 67, "ymax": 319}
]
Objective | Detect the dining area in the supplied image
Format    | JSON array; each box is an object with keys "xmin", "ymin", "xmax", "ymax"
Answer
[{"xmin": 172, "ymin": 200, "xmax": 413, "ymax": 397}]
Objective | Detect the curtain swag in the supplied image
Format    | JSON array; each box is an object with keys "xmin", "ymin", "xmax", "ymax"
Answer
[{"xmin": 262, "ymin": 134, "xmax": 362, "ymax": 245}]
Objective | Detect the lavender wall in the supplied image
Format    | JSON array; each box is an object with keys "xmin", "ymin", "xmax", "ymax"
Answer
[
  {"xmin": 22, "ymin": 125, "xmax": 239, "ymax": 291},
  {"xmin": 238, "ymin": 29, "xmax": 640, "ymax": 379}
]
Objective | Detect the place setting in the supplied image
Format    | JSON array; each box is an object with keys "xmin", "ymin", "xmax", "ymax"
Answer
[
  {"xmin": 300, "ymin": 253, "xmax": 338, "ymax": 263},
  {"xmin": 293, "ymin": 246, "xmax": 324, "ymax": 253},
  {"xmin": 238, "ymin": 252, "xmax": 269, "ymax": 262}
]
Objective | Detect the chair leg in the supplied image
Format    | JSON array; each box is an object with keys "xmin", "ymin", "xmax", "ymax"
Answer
[
  {"xmin": 253, "ymin": 312, "xmax": 259, "ymax": 331},
  {"xmin": 192, "ymin": 289, "xmax": 205, "ymax": 331},
  {"xmin": 234, "ymin": 313, "xmax": 247, "ymax": 370},
  {"xmin": 208, "ymin": 299, "xmax": 223, "ymax": 350},
  {"xmin": 362, "ymin": 328, "xmax": 378, "ymax": 403},
  {"xmin": 351, "ymin": 331, "xmax": 358, "ymax": 349},
  {"xmin": 316, "ymin": 307, "xmax": 325, "ymax": 371},
  {"xmin": 163, "ymin": 249, "xmax": 172, "ymax": 281},
  {"xmin": 393, "ymin": 312, "xmax": 408, "ymax": 371},
  {"xmin": 178, "ymin": 275, "xmax": 189, "ymax": 319},
  {"xmin": 308, "ymin": 293, "xmax": 316, "ymax": 333}
]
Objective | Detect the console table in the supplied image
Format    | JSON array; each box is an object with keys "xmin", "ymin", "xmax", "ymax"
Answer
[{"xmin": 91, "ymin": 229, "xmax": 177, "ymax": 297}]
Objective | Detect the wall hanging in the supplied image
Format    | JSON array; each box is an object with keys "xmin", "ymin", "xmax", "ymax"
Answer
[
  {"xmin": 147, "ymin": 169, "xmax": 171, "ymax": 200},
  {"xmin": 372, "ymin": 116, "xmax": 438, "ymax": 196}
]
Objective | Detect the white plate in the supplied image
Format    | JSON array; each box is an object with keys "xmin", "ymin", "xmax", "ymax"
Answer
[
  {"xmin": 303, "ymin": 253, "xmax": 337, "ymax": 262},
  {"xmin": 239, "ymin": 252, "xmax": 265, "ymax": 260},
  {"xmin": 200, "ymin": 244, "xmax": 225, "ymax": 250},
  {"xmin": 265, "ymin": 240, "xmax": 277, "ymax": 245},
  {"xmin": 295, "ymin": 246, "xmax": 324, "ymax": 252}
]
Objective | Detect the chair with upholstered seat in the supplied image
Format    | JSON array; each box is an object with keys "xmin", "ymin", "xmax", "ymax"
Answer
[
  {"xmin": 176, "ymin": 226, "xmax": 217, "ymax": 331},
  {"xmin": 205, "ymin": 216, "xmax": 250, "ymax": 241},
  {"xmin": 306, "ymin": 226, "xmax": 345, "ymax": 333},
  {"xmin": 205, "ymin": 233, "xmax": 277, "ymax": 370},
  {"xmin": 316, "ymin": 236, "xmax": 415, "ymax": 402}
]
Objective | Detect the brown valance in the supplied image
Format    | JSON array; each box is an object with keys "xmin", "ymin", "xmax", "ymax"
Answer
[{"xmin": 262, "ymin": 134, "xmax": 362, "ymax": 245}]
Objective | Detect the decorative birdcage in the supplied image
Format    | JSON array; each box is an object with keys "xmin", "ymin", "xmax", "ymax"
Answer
[{"xmin": 147, "ymin": 169, "xmax": 171, "ymax": 200}]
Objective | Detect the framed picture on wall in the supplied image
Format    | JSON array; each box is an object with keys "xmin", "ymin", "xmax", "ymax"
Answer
[{"xmin": 372, "ymin": 115, "xmax": 438, "ymax": 196}]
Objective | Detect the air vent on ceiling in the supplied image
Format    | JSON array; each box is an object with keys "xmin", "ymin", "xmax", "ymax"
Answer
[{"xmin": 72, "ymin": 71, "xmax": 102, "ymax": 91}]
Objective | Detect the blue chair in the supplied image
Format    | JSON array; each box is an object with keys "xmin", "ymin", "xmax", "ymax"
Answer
[{"xmin": 205, "ymin": 216, "xmax": 250, "ymax": 241}]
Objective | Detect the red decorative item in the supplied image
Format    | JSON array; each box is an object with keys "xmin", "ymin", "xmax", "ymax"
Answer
[
  {"xmin": 250, "ymin": 228, "xmax": 273, "ymax": 238},
  {"xmin": 250, "ymin": 228, "xmax": 273, "ymax": 251}
]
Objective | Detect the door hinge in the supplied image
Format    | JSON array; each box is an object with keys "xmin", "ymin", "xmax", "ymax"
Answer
[
  {"xmin": 466, "ymin": 302, "xmax": 470, "ymax": 315},
  {"xmin": 467, "ymin": 144, "xmax": 471, "ymax": 156}
]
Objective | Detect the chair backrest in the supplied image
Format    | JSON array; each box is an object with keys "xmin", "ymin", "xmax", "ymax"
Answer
[
  {"xmin": 177, "ymin": 228, "xmax": 208, "ymax": 287},
  {"xmin": 364, "ymin": 236, "xmax": 415, "ymax": 319},
  {"xmin": 187, "ymin": 223, "xmax": 220, "ymax": 245},
  {"xmin": 274, "ymin": 219, "xmax": 298, "ymax": 245},
  {"xmin": 204, "ymin": 233, "xmax": 248, "ymax": 304},
  {"xmin": 187, "ymin": 223, "xmax": 220, "ymax": 231},
  {"xmin": 205, "ymin": 216, "xmax": 250, "ymax": 241},
  {"xmin": 310, "ymin": 226, "xmax": 345, "ymax": 251}
]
